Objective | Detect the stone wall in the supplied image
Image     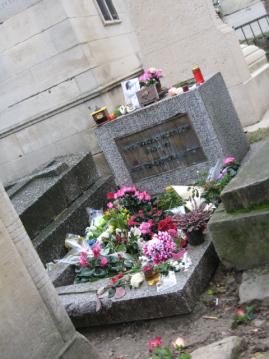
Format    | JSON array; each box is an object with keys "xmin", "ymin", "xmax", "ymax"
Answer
[
  {"xmin": 0, "ymin": 0, "xmax": 142, "ymax": 184},
  {"xmin": 127, "ymin": 0, "xmax": 269, "ymax": 129}
]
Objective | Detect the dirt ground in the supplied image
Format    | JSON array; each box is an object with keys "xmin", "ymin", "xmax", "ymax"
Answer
[{"xmin": 82, "ymin": 265, "xmax": 269, "ymax": 359}]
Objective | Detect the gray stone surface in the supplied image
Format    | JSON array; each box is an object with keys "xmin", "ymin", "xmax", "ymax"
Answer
[
  {"xmin": 221, "ymin": 140, "xmax": 269, "ymax": 212},
  {"xmin": 56, "ymin": 240, "xmax": 218, "ymax": 328},
  {"xmin": 7, "ymin": 153, "xmax": 98, "ymax": 238},
  {"xmin": 239, "ymin": 266, "xmax": 269, "ymax": 304},
  {"xmin": 191, "ymin": 336, "xmax": 245, "ymax": 359},
  {"xmin": 34, "ymin": 176, "xmax": 115, "ymax": 265},
  {"xmin": 95, "ymin": 73, "xmax": 249, "ymax": 195},
  {"xmin": 209, "ymin": 205, "xmax": 269, "ymax": 270}
]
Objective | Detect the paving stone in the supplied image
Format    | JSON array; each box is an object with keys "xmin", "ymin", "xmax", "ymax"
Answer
[
  {"xmin": 208, "ymin": 205, "xmax": 269, "ymax": 270},
  {"xmin": 56, "ymin": 240, "xmax": 218, "ymax": 328},
  {"xmin": 239, "ymin": 266, "xmax": 269, "ymax": 304},
  {"xmin": 191, "ymin": 336, "xmax": 245, "ymax": 359},
  {"xmin": 221, "ymin": 140, "xmax": 269, "ymax": 212}
]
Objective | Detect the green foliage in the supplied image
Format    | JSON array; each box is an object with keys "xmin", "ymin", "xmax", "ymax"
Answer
[
  {"xmin": 178, "ymin": 353, "xmax": 191, "ymax": 359},
  {"xmin": 158, "ymin": 187, "xmax": 185, "ymax": 211},
  {"xmin": 75, "ymin": 255, "xmax": 132, "ymax": 283},
  {"xmin": 149, "ymin": 347, "xmax": 173, "ymax": 359}
]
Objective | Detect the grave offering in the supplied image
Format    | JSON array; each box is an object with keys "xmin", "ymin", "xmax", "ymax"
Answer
[
  {"xmin": 48, "ymin": 181, "xmax": 229, "ymax": 327},
  {"xmin": 95, "ymin": 73, "xmax": 249, "ymax": 195}
]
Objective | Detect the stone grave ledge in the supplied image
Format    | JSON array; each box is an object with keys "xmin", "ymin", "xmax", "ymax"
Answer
[{"xmin": 54, "ymin": 239, "xmax": 218, "ymax": 328}]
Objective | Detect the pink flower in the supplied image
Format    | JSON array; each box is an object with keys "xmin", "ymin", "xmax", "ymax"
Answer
[
  {"xmin": 136, "ymin": 191, "xmax": 151, "ymax": 201},
  {"xmin": 139, "ymin": 220, "xmax": 153, "ymax": 234},
  {"xmin": 172, "ymin": 249, "xmax": 186, "ymax": 260},
  {"xmin": 143, "ymin": 231, "xmax": 176, "ymax": 264},
  {"xmin": 168, "ymin": 228, "xmax": 178, "ymax": 237},
  {"xmin": 236, "ymin": 308, "xmax": 245, "ymax": 317},
  {"xmin": 107, "ymin": 202, "xmax": 113, "ymax": 209},
  {"xmin": 79, "ymin": 252, "xmax": 89, "ymax": 267},
  {"xmin": 148, "ymin": 336, "xmax": 162, "ymax": 353},
  {"xmin": 224, "ymin": 156, "xmax": 236, "ymax": 165},
  {"xmin": 92, "ymin": 243, "xmax": 101, "ymax": 259},
  {"xmin": 100, "ymin": 257, "xmax": 108, "ymax": 268}
]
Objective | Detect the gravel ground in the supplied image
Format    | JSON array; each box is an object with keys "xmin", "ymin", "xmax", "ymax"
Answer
[{"xmin": 82, "ymin": 265, "xmax": 269, "ymax": 358}]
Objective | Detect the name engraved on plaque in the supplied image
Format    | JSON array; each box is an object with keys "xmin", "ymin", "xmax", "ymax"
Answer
[{"xmin": 116, "ymin": 114, "xmax": 207, "ymax": 182}]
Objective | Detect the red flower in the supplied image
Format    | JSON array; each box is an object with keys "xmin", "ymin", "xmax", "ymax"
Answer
[
  {"xmin": 143, "ymin": 265, "xmax": 153, "ymax": 272},
  {"xmin": 128, "ymin": 215, "xmax": 138, "ymax": 226},
  {"xmin": 148, "ymin": 336, "xmax": 162, "ymax": 353},
  {"xmin": 106, "ymin": 192, "xmax": 115, "ymax": 200},
  {"xmin": 111, "ymin": 272, "xmax": 123, "ymax": 284},
  {"xmin": 158, "ymin": 216, "xmax": 176, "ymax": 232}
]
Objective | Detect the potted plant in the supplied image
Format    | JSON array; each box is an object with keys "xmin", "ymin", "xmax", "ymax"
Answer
[
  {"xmin": 173, "ymin": 209, "xmax": 211, "ymax": 246},
  {"xmin": 139, "ymin": 67, "xmax": 163, "ymax": 93}
]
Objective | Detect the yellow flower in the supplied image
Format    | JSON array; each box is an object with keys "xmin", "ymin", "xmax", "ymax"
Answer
[{"xmin": 165, "ymin": 186, "xmax": 173, "ymax": 192}]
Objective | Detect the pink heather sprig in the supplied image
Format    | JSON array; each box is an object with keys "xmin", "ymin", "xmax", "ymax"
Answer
[{"xmin": 143, "ymin": 231, "xmax": 176, "ymax": 264}]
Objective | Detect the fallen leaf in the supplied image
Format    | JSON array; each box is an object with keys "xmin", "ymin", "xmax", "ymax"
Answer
[{"xmin": 115, "ymin": 287, "xmax": 126, "ymax": 299}]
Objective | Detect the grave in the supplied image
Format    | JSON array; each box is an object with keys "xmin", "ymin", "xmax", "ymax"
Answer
[
  {"xmin": 95, "ymin": 73, "xmax": 249, "ymax": 195},
  {"xmin": 209, "ymin": 140, "xmax": 269, "ymax": 270},
  {"xmin": 6, "ymin": 152, "xmax": 115, "ymax": 265},
  {"xmin": 49, "ymin": 239, "xmax": 218, "ymax": 328}
]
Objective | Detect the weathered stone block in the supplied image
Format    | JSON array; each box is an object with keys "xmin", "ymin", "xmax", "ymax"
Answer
[
  {"xmin": 239, "ymin": 266, "xmax": 269, "ymax": 304},
  {"xmin": 221, "ymin": 140, "xmax": 269, "ymax": 212},
  {"xmin": 33, "ymin": 175, "xmax": 115, "ymax": 265},
  {"xmin": 95, "ymin": 73, "xmax": 249, "ymax": 195},
  {"xmin": 8, "ymin": 153, "xmax": 98, "ymax": 239},
  {"xmin": 56, "ymin": 240, "xmax": 218, "ymax": 328},
  {"xmin": 191, "ymin": 336, "xmax": 245, "ymax": 359},
  {"xmin": 209, "ymin": 205, "xmax": 269, "ymax": 270}
]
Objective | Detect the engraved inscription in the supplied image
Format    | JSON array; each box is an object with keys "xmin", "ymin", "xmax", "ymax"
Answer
[{"xmin": 116, "ymin": 114, "xmax": 207, "ymax": 182}]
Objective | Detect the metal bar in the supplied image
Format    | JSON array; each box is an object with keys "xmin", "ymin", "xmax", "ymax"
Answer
[
  {"xmin": 241, "ymin": 26, "xmax": 249, "ymax": 45},
  {"xmin": 257, "ymin": 20, "xmax": 265, "ymax": 36},
  {"xmin": 234, "ymin": 14, "xmax": 269, "ymax": 30},
  {"xmin": 249, "ymin": 24, "xmax": 257, "ymax": 44}
]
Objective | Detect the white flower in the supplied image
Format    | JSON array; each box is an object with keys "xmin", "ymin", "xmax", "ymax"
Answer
[
  {"xmin": 130, "ymin": 272, "xmax": 145, "ymax": 288},
  {"xmin": 172, "ymin": 337, "xmax": 185, "ymax": 349}
]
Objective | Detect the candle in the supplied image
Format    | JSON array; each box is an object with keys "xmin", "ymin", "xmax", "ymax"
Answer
[{"xmin": 192, "ymin": 65, "xmax": 205, "ymax": 85}]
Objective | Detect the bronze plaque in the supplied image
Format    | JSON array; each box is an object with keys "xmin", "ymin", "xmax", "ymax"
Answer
[{"xmin": 116, "ymin": 114, "xmax": 207, "ymax": 182}]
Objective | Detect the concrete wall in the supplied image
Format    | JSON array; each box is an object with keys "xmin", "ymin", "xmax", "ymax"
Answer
[
  {"xmin": 0, "ymin": 0, "xmax": 142, "ymax": 184},
  {"xmin": 127, "ymin": 0, "xmax": 269, "ymax": 129},
  {"xmin": 0, "ymin": 183, "xmax": 100, "ymax": 359}
]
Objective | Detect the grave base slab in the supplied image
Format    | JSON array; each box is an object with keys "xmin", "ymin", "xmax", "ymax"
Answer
[{"xmin": 56, "ymin": 240, "xmax": 218, "ymax": 328}]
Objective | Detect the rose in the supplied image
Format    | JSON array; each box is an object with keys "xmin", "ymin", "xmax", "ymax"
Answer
[
  {"xmin": 172, "ymin": 337, "xmax": 185, "ymax": 349},
  {"xmin": 148, "ymin": 336, "xmax": 162, "ymax": 353},
  {"xmin": 107, "ymin": 202, "xmax": 113, "ymax": 209},
  {"xmin": 100, "ymin": 257, "xmax": 108, "ymax": 268},
  {"xmin": 224, "ymin": 156, "xmax": 236, "ymax": 165},
  {"xmin": 236, "ymin": 308, "xmax": 245, "ymax": 317},
  {"xmin": 111, "ymin": 272, "xmax": 123, "ymax": 284}
]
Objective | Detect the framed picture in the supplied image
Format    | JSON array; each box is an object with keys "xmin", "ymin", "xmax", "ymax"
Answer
[{"xmin": 121, "ymin": 78, "xmax": 141, "ymax": 109}]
